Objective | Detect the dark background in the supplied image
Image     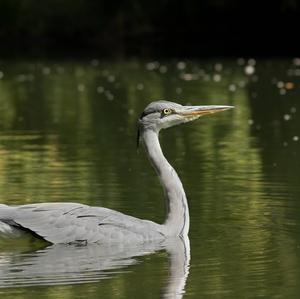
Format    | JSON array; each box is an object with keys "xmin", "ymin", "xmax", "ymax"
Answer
[{"xmin": 0, "ymin": 0, "xmax": 299, "ymax": 58}]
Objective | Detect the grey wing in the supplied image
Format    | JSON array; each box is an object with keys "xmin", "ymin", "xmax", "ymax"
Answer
[
  {"xmin": 1, "ymin": 203, "xmax": 109, "ymax": 243},
  {"xmin": 0, "ymin": 203, "xmax": 163, "ymax": 244}
]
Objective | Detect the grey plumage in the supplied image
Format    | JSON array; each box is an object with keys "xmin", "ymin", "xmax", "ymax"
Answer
[
  {"xmin": 0, "ymin": 203, "xmax": 163, "ymax": 243},
  {"xmin": 0, "ymin": 101, "xmax": 233, "ymax": 244}
]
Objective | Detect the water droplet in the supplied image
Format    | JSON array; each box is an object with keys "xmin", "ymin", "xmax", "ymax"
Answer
[
  {"xmin": 276, "ymin": 81, "xmax": 284, "ymax": 88},
  {"xmin": 128, "ymin": 109, "xmax": 134, "ymax": 115},
  {"xmin": 279, "ymin": 89, "xmax": 286, "ymax": 95},
  {"xmin": 159, "ymin": 65, "xmax": 167, "ymax": 73},
  {"xmin": 177, "ymin": 62, "xmax": 186, "ymax": 70},
  {"xmin": 77, "ymin": 84, "xmax": 85, "ymax": 92},
  {"xmin": 285, "ymin": 82, "xmax": 294, "ymax": 90},
  {"xmin": 91, "ymin": 59, "xmax": 99, "ymax": 67},
  {"xmin": 228, "ymin": 84, "xmax": 236, "ymax": 92},
  {"xmin": 105, "ymin": 91, "xmax": 114, "ymax": 100},
  {"xmin": 283, "ymin": 141, "xmax": 288, "ymax": 147},
  {"xmin": 213, "ymin": 74, "xmax": 221, "ymax": 82},
  {"xmin": 244, "ymin": 65, "xmax": 255, "ymax": 75},
  {"xmin": 181, "ymin": 73, "xmax": 197, "ymax": 81},
  {"xmin": 203, "ymin": 74, "xmax": 210, "ymax": 81},
  {"xmin": 248, "ymin": 119, "xmax": 254, "ymax": 125},
  {"xmin": 248, "ymin": 58, "xmax": 256, "ymax": 66},
  {"xmin": 283, "ymin": 114, "xmax": 291, "ymax": 121},
  {"xmin": 293, "ymin": 136, "xmax": 299, "ymax": 141},
  {"xmin": 108, "ymin": 75, "xmax": 115, "ymax": 83},
  {"xmin": 42, "ymin": 67, "xmax": 51, "ymax": 75},
  {"xmin": 97, "ymin": 86, "xmax": 104, "ymax": 93},
  {"xmin": 291, "ymin": 107, "xmax": 297, "ymax": 113},
  {"xmin": 293, "ymin": 58, "xmax": 300, "ymax": 66},
  {"xmin": 146, "ymin": 62, "xmax": 159, "ymax": 71},
  {"xmin": 136, "ymin": 83, "xmax": 144, "ymax": 90},
  {"xmin": 214, "ymin": 63, "xmax": 223, "ymax": 72},
  {"xmin": 238, "ymin": 80, "xmax": 246, "ymax": 88}
]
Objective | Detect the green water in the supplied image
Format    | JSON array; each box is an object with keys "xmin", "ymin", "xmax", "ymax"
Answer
[{"xmin": 0, "ymin": 59, "xmax": 300, "ymax": 298}]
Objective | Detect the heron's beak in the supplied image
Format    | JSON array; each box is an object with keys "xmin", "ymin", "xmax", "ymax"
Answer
[{"xmin": 178, "ymin": 105, "xmax": 234, "ymax": 120}]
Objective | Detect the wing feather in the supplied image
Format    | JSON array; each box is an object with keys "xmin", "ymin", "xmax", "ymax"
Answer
[{"xmin": 0, "ymin": 203, "xmax": 164, "ymax": 243}]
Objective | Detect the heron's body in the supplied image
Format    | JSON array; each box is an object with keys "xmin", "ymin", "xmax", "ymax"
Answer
[
  {"xmin": 0, "ymin": 101, "xmax": 232, "ymax": 244},
  {"xmin": 0, "ymin": 203, "xmax": 164, "ymax": 243}
]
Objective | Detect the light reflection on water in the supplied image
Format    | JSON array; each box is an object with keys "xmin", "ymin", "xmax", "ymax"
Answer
[{"xmin": 0, "ymin": 59, "xmax": 300, "ymax": 298}]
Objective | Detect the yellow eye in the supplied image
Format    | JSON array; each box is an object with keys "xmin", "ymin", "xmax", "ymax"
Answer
[{"xmin": 163, "ymin": 108, "xmax": 172, "ymax": 115}]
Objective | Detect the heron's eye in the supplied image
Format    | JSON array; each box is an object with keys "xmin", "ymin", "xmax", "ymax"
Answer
[{"xmin": 162, "ymin": 108, "xmax": 173, "ymax": 115}]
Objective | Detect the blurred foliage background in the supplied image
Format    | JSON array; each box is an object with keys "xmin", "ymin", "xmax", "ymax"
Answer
[{"xmin": 0, "ymin": 0, "xmax": 300, "ymax": 57}]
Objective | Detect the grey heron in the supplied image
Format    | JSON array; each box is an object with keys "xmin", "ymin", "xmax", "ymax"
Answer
[{"xmin": 0, "ymin": 100, "xmax": 233, "ymax": 244}]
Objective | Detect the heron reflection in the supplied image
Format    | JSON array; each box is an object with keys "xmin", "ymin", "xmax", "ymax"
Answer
[{"xmin": 0, "ymin": 236, "xmax": 190, "ymax": 298}]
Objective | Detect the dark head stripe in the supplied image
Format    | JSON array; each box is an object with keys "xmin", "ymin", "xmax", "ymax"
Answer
[
  {"xmin": 139, "ymin": 109, "xmax": 159, "ymax": 119},
  {"xmin": 139, "ymin": 111, "xmax": 148, "ymax": 119}
]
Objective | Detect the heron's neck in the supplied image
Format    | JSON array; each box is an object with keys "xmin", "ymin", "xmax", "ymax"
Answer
[{"xmin": 141, "ymin": 129, "xmax": 189, "ymax": 236}]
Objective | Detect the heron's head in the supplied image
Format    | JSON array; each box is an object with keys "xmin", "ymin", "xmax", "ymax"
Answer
[{"xmin": 138, "ymin": 100, "xmax": 233, "ymax": 132}]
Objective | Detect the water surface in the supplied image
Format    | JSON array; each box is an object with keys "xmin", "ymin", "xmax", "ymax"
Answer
[{"xmin": 0, "ymin": 59, "xmax": 300, "ymax": 298}]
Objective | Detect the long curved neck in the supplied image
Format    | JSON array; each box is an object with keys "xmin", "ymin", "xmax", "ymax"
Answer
[{"xmin": 141, "ymin": 128, "xmax": 189, "ymax": 236}]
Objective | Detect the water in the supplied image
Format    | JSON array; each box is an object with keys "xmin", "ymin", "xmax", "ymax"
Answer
[{"xmin": 0, "ymin": 59, "xmax": 300, "ymax": 298}]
